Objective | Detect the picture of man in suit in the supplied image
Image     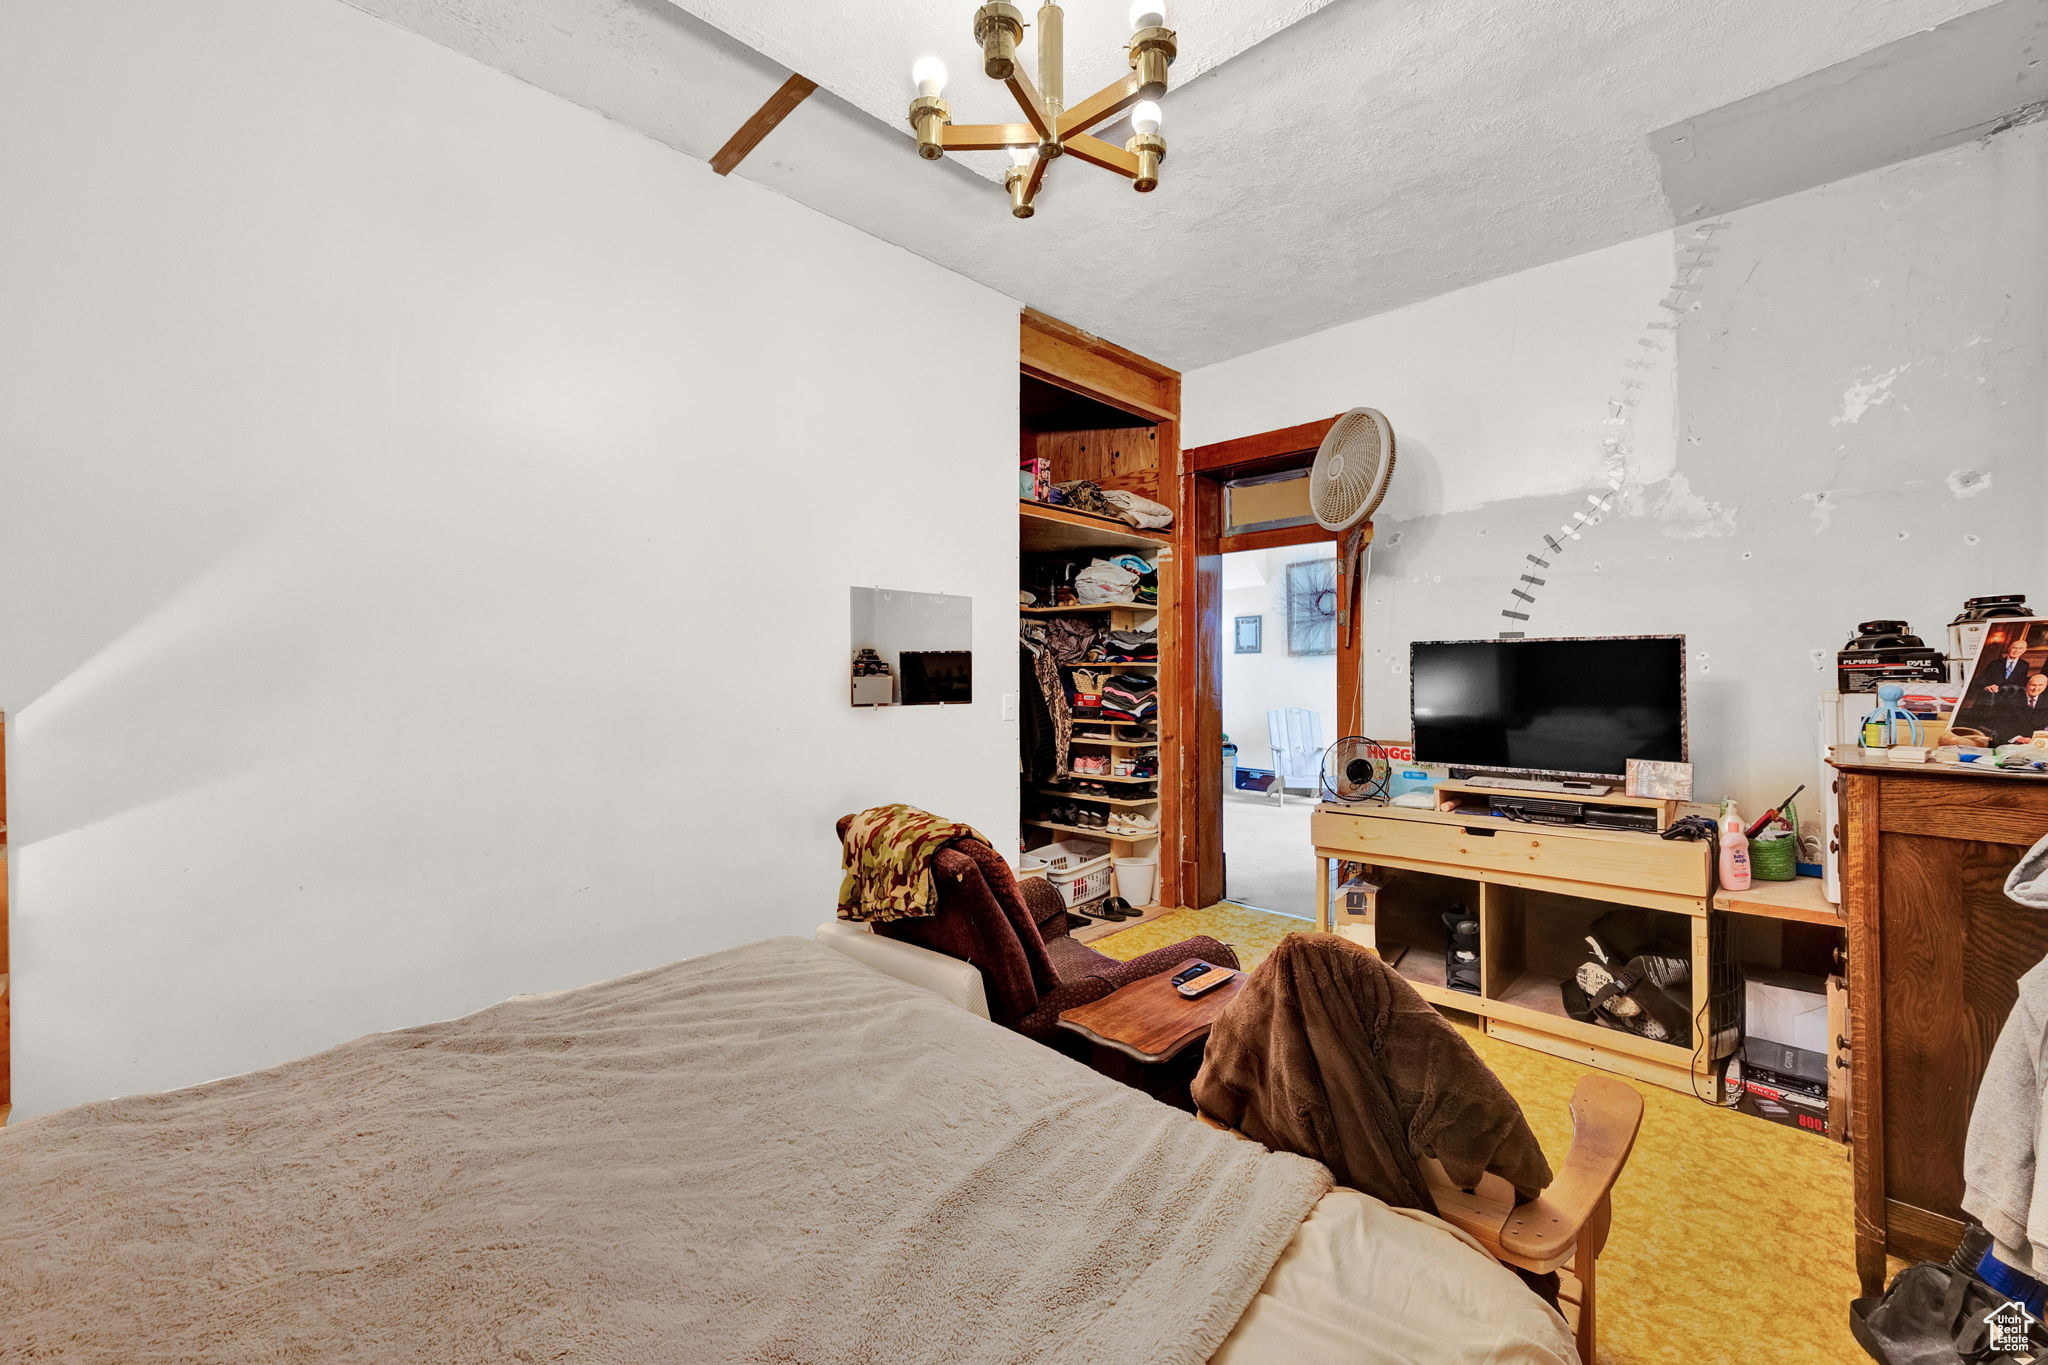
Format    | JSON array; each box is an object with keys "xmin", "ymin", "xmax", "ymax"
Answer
[
  {"xmin": 1981, "ymin": 633, "xmax": 2035, "ymax": 695},
  {"xmin": 1951, "ymin": 620, "xmax": 2048, "ymax": 744},
  {"xmin": 1999, "ymin": 670, "xmax": 2048, "ymax": 742}
]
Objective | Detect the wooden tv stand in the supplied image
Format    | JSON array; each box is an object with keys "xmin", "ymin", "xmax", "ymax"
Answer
[{"xmin": 1311, "ymin": 800, "xmax": 1728, "ymax": 1094}]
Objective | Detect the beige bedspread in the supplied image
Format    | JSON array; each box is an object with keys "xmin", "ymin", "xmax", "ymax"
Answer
[
  {"xmin": 0, "ymin": 936, "xmax": 1331, "ymax": 1364},
  {"xmin": 1217, "ymin": 1189, "xmax": 1578, "ymax": 1364}
]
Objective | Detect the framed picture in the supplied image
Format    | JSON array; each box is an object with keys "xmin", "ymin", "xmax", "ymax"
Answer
[
  {"xmin": 1286, "ymin": 558, "xmax": 1337, "ymax": 656},
  {"xmin": 1625, "ymin": 758, "xmax": 1693, "ymax": 801},
  {"xmin": 1234, "ymin": 615, "xmax": 1263, "ymax": 654},
  {"xmin": 1950, "ymin": 617, "xmax": 2048, "ymax": 745}
]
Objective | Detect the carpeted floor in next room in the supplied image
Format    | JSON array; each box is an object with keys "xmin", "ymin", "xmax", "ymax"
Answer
[{"xmin": 1091, "ymin": 903, "xmax": 1866, "ymax": 1365}]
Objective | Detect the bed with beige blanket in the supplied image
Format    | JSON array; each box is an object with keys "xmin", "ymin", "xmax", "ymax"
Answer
[{"xmin": 0, "ymin": 937, "xmax": 1573, "ymax": 1363}]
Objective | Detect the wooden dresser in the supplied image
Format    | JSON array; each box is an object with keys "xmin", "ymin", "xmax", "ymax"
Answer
[{"xmin": 1834, "ymin": 748, "xmax": 2048, "ymax": 1294}]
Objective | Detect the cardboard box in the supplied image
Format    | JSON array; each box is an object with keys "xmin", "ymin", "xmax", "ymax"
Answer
[
  {"xmin": 1020, "ymin": 458, "xmax": 1051, "ymax": 502},
  {"xmin": 1733, "ymin": 1069, "xmax": 1831, "ymax": 1139},
  {"xmin": 1338, "ymin": 874, "xmax": 1379, "ymax": 922}
]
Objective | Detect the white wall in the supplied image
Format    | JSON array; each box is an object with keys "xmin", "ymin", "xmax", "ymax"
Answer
[
  {"xmin": 1187, "ymin": 122, "xmax": 2048, "ymax": 813},
  {"xmin": 1221, "ymin": 548, "xmax": 1338, "ymax": 773},
  {"xmin": 0, "ymin": 0, "xmax": 1019, "ymax": 1116}
]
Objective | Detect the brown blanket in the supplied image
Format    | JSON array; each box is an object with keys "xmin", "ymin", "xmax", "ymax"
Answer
[
  {"xmin": 1192, "ymin": 932, "xmax": 1552, "ymax": 1212},
  {"xmin": 0, "ymin": 938, "xmax": 1331, "ymax": 1364}
]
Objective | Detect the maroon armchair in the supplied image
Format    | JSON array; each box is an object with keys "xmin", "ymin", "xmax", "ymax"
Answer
[
  {"xmin": 836, "ymin": 816, "xmax": 1238, "ymax": 1043},
  {"xmin": 1008, "ymin": 874, "xmax": 1241, "ymax": 1039}
]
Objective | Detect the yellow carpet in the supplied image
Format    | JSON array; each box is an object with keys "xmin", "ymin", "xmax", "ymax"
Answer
[{"xmin": 1091, "ymin": 904, "xmax": 1866, "ymax": 1365}]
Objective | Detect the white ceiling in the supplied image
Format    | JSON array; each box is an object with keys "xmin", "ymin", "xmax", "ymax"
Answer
[
  {"xmin": 340, "ymin": 0, "xmax": 2040, "ymax": 371},
  {"xmin": 655, "ymin": 0, "xmax": 1339, "ymax": 181}
]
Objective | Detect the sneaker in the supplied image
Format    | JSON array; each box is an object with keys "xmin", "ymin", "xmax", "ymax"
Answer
[{"xmin": 1108, "ymin": 811, "xmax": 1159, "ymax": 836}]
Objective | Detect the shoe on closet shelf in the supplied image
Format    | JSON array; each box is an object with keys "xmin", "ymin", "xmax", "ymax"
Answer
[{"xmin": 1108, "ymin": 811, "xmax": 1159, "ymax": 837}]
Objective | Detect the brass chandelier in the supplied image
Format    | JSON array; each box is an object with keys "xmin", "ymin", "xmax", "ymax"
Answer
[{"xmin": 907, "ymin": 2, "xmax": 1176, "ymax": 218}]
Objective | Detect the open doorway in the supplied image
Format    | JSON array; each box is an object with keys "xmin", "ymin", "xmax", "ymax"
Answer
[{"xmin": 1219, "ymin": 544, "xmax": 1336, "ymax": 919}]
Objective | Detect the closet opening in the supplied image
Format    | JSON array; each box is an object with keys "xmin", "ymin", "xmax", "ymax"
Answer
[{"xmin": 1017, "ymin": 310, "xmax": 1183, "ymax": 935}]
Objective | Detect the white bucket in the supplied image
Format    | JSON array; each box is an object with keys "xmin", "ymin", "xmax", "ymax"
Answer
[{"xmin": 1113, "ymin": 857, "xmax": 1158, "ymax": 907}]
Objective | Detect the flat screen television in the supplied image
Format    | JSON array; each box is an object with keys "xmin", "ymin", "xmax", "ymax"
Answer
[{"xmin": 1409, "ymin": 636, "xmax": 1686, "ymax": 780}]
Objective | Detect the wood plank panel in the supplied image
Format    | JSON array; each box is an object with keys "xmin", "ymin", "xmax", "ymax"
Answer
[
  {"xmin": 1879, "ymin": 832, "xmax": 2048, "ymax": 1218},
  {"xmin": 1876, "ymin": 773, "xmax": 2048, "ymax": 845},
  {"xmin": 1885, "ymin": 1198, "xmax": 1967, "ymax": 1265},
  {"xmin": 1152, "ymin": 406, "xmax": 1188, "ymax": 909},
  {"xmin": 1169, "ymin": 472, "xmax": 1222, "ymax": 908},
  {"xmin": 1020, "ymin": 311, "xmax": 1175, "ymax": 421},
  {"xmin": 1218, "ymin": 524, "xmax": 1331, "ymax": 556},
  {"xmin": 709, "ymin": 74, "xmax": 817, "ymax": 176},
  {"xmin": 1185, "ymin": 416, "xmax": 1340, "ymax": 476},
  {"xmin": 1032, "ymin": 426, "xmax": 1162, "ymax": 500},
  {"xmin": 1843, "ymin": 772, "xmax": 1888, "ymax": 1296},
  {"xmin": 1308, "ymin": 809, "xmax": 1709, "ymax": 898}
]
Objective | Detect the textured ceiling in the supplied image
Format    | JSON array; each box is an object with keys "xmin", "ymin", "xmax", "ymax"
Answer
[
  {"xmin": 654, "ymin": 0, "xmax": 1338, "ymax": 182},
  {"xmin": 340, "ymin": 0, "xmax": 2030, "ymax": 370}
]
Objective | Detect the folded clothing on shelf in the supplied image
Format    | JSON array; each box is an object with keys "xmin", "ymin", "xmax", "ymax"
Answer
[
  {"xmin": 1099, "ymin": 673, "xmax": 1158, "ymax": 722},
  {"xmin": 1102, "ymin": 627, "xmax": 1158, "ymax": 663}
]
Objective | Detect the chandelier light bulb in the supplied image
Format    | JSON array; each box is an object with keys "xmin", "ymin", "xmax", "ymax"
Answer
[
  {"xmin": 1131, "ymin": 100, "xmax": 1163, "ymax": 135},
  {"xmin": 1129, "ymin": 0, "xmax": 1166, "ymax": 30},
  {"xmin": 912, "ymin": 55, "xmax": 948, "ymax": 97}
]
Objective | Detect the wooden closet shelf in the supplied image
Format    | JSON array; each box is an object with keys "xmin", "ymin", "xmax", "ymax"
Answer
[
  {"xmin": 1020, "ymin": 602, "xmax": 1158, "ymax": 615},
  {"xmin": 1036, "ymin": 787, "xmax": 1159, "ymax": 808},
  {"xmin": 1023, "ymin": 819, "xmax": 1158, "ymax": 843},
  {"xmin": 1070, "ymin": 735, "xmax": 1159, "ymax": 749},
  {"xmin": 1019, "ymin": 501, "xmax": 1170, "ymax": 553},
  {"xmin": 1712, "ymin": 876, "xmax": 1841, "ymax": 925}
]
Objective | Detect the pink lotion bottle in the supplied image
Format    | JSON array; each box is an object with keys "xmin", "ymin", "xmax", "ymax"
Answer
[{"xmin": 1719, "ymin": 799, "xmax": 1752, "ymax": 891}]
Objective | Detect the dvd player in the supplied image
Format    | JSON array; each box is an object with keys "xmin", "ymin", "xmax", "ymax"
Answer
[{"xmin": 1488, "ymin": 795, "xmax": 1584, "ymax": 824}]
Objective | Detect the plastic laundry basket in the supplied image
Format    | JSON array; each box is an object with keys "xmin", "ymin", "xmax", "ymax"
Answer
[
  {"xmin": 1114, "ymin": 856, "xmax": 1158, "ymax": 907},
  {"xmin": 1035, "ymin": 839, "xmax": 1114, "ymax": 907}
]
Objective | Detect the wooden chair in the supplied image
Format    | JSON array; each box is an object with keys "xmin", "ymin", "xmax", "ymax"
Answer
[{"xmin": 1201, "ymin": 1072, "xmax": 1643, "ymax": 1362}]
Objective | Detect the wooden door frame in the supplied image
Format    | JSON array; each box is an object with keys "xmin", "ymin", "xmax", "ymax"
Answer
[
  {"xmin": 1019, "ymin": 310, "xmax": 1189, "ymax": 908},
  {"xmin": 1171, "ymin": 416, "xmax": 1364, "ymax": 911}
]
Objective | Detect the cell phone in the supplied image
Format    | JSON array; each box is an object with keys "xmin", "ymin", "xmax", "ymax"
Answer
[{"xmin": 1173, "ymin": 963, "xmax": 1236, "ymax": 998}]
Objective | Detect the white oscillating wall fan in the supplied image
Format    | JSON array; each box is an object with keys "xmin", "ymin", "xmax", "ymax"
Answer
[{"xmin": 1309, "ymin": 408, "xmax": 1396, "ymax": 655}]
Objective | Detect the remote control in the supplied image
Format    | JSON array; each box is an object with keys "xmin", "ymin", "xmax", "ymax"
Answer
[{"xmin": 1175, "ymin": 964, "xmax": 1237, "ymax": 998}]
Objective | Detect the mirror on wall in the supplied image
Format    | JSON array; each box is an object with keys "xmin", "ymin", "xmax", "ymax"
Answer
[{"xmin": 850, "ymin": 588, "xmax": 973, "ymax": 707}]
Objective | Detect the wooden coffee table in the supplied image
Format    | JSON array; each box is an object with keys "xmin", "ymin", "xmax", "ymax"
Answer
[{"xmin": 1057, "ymin": 960, "xmax": 1247, "ymax": 1065}]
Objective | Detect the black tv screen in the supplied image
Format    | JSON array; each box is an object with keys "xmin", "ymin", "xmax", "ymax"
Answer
[{"xmin": 1410, "ymin": 636, "xmax": 1686, "ymax": 779}]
